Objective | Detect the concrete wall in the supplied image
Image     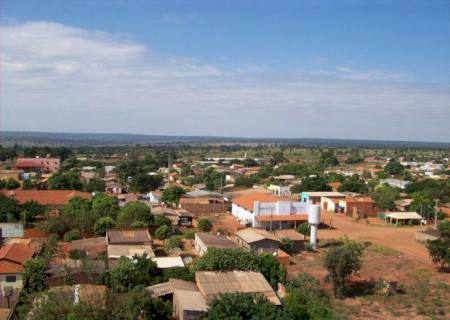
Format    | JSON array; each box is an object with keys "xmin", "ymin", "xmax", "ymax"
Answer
[
  {"xmin": 231, "ymin": 204, "xmax": 253, "ymax": 225},
  {"xmin": 194, "ymin": 234, "xmax": 207, "ymax": 256},
  {"xmin": 320, "ymin": 197, "xmax": 337, "ymax": 212},
  {"xmin": 0, "ymin": 273, "xmax": 23, "ymax": 291}
]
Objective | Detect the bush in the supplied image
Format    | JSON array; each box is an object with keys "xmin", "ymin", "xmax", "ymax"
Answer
[
  {"xmin": 63, "ymin": 229, "xmax": 81, "ymax": 242},
  {"xmin": 130, "ymin": 221, "xmax": 148, "ymax": 229},
  {"xmin": 155, "ymin": 225, "xmax": 172, "ymax": 240},
  {"xmin": 164, "ymin": 235, "xmax": 183, "ymax": 252},
  {"xmin": 69, "ymin": 249, "xmax": 87, "ymax": 260},
  {"xmin": 183, "ymin": 229, "xmax": 196, "ymax": 240},
  {"xmin": 297, "ymin": 223, "xmax": 309, "ymax": 238},
  {"xmin": 198, "ymin": 218, "xmax": 212, "ymax": 232},
  {"xmin": 280, "ymin": 237, "xmax": 294, "ymax": 254},
  {"xmin": 154, "ymin": 215, "xmax": 172, "ymax": 229}
]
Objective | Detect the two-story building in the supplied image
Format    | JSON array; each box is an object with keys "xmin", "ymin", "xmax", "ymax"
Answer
[{"xmin": 232, "ymin": 192, "xmax": 308, "ymax": 230}]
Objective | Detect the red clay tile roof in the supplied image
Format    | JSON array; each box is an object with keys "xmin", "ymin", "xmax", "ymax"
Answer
[
  {"xmin": 1, "ymin": 190, "xmax": 91, "ymax": 205},
  {"xmin": 232, "ymin": 193, "xmax": 281, "ymax": 212},
  {"xmin": 0, "ymin": 243, "xmax": 35, "ymax": 274}
]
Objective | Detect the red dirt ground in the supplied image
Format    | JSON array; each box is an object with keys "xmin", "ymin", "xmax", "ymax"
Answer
[{"xmin": 318, "ymin": 212, "xmax": 433, "ymax": 268}]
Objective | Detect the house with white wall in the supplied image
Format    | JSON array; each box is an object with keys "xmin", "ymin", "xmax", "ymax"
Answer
[{"xmin": 231, "ymin": 193, "xmax": 308, "ymax": 230}]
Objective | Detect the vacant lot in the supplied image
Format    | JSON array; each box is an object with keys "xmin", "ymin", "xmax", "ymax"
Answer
[
  {"xmin": 288, "ymin": 241, "xmax": 450, "ymax": 320},
  {"xmin": 319, "ymin": 212, "xmax": 433, "ymax": 267}
]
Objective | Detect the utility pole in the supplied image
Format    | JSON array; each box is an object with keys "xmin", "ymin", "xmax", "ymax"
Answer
[{"xmin": 435, "ymin": 199, "xmax": 439, "ymax": 230}]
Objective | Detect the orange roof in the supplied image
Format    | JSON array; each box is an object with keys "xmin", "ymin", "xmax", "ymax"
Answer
[
  {"xmin": 255, "ymin": 215, "xmax": 308, "ymax": 222},
  {"xmin": 1, "ymin": 190, "xmax": 91, "ymax": 205},
  {"xmin": 344, "ymin": 196, "xmax": 374, "ymax": 203},
  {"xmin": 0, "ymin": 243, "xmax": 35, "ymax": 274},
  {"xmin": 233, "ymin": 193, "xmax": 280, "ymax": 211}
]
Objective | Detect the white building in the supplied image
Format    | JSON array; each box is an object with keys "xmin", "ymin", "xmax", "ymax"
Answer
[
  {"xmin": 380, "ymin": 178, "xmax": 411, "ymax": 189},
  {"xmin": 232, "ymin": 193, "xmax": 308, "ymax": 230}
]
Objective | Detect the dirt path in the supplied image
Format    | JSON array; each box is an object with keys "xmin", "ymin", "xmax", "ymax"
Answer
[{"xmin": 318, "ymin": 213, "xmax": 433, "ymax": 267}]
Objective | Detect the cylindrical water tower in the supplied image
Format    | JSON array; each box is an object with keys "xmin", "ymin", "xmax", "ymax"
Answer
[{"xmin": 308, "ymin": 204, "xmax": 320, "ymax": 249}]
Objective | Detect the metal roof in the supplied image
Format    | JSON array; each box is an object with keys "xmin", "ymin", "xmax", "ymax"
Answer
[
  {"xmin": 236, "ymin": 228, "xmax": 280, "ymax": 244},
  {"xmin": 195, "ymin": 271, "xmax": 281, "ymax": 305}
]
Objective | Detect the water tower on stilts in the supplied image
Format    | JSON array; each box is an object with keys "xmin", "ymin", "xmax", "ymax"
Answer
[{"xmin": 308, "ymin": 204, "xmax": 321, "ymax": 249}]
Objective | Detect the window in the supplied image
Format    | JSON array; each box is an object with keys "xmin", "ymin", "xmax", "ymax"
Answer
[{"xmin": 5, "ymin": 276, "xmax": 16, "ymax": 283}]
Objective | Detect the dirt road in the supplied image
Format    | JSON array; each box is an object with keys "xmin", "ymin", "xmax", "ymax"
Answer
[{"xmin": 318, "ymin": 213, "xmax": 433, "ymax": 267}]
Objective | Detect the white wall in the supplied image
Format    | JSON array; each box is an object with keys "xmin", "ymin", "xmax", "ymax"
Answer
[{"xmin": 231, "ymin": 204, "xmax": 254, "ymax": 225}]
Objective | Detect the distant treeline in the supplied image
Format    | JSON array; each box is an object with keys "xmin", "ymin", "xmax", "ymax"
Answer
[{"xmin": 1, "ymin": 131, "xmax": 449, "ymax": 149}]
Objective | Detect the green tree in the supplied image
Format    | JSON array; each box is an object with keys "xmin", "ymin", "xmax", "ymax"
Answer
[
  {"xmin": 21, "ymin": 200, "xmax": 45, "ymax": 225},
  {"xmin": 384, "ymin": 159, "xmax": 404, "ymax": 176},
  {"xmin": 103, "ymin": 254, "xmax": 158, "ymax": 292},
  {"xmin": 64, "ymin": 197, "xmax": 93, "ymax": 236},
  {"xmin": 5, "ymin": 178, "xmax": 20, "ymax": 189},
  {"xmin": 21, "ymin": 179, "xmax": 34, "ymax": 190},
  {"xmin": 320, "ymin": 150, "xmax": 339, "ymax": 167},
  {"xmin": 197, "ymin": 218, "xmax": 213, "ymax": 232},
  {"xmin": 284, "ymin": 273, "xmax": 336, "ymax": 320},
  {"xmin": 155, "ymin": 225, "xmax": 172, "ymax": 240},
  {"xmin": 123, "ymin": 288, "xmax": 172, "ymax": 320},
  {"xmin": 85, "ymin": 178, "xmax": 105, "ymax": 193},
  {"xmin": 297, "ymin": 223, "xmax": 309, "ymax": 240},
  {"xmin": 116, "ymin": 201, "xmax": 153, "ymax": 228},
  {"xmin": 202, "ymin": 293, "xmax": 282, "ymax": 320},
  {"xmin": 0, "ymin": 193, "xmax": 21, "ymax": 222},
  {"xmin": 94, "ymin": 216, "xmax": 116, "ymax": 236},
  {"xmin": 164, "ymin": 235, "xmax": 183, "ymax": 252},
  {"xmin": 410, "ymin": 191, "xmax": 434, "ymax": 217},
  {"xmin": 194, "ymin": 248, "xmax": 286, "ymax": 288},
  {"xmin": 280, "ymin": 237, "xmax": 294, "ymax": 254},
  {"xmin": 338, "ymin": 175, "xmax": 368, "ymax": 194},
  {"xmin": 48, "ymin": 170, "xmax": 83, "ymax": 190},
  {"xmin": 63, "ymin": 229, "xmax": 81, "ymax": 242},
  {"xmin": 323, "ymin": 240, "xmax": 364, "ymax": 298},
  {"xmin": 290, "ymin": 176, "xmax": 331, "ymax": 193},
  {"xmin": 91, "ymin": 193, "xmax": 119, "ymax": 219},
  {"xmin": 372, "ymin": 184, "xmax": 400, "ymax": 210},
  {"xmin": 426, "ymin": 239, "xmax": 449, "ymax": 271},
  {"xmin": 129, "ymin": 174, "xmax": 163, "ymax": 193},
  {"xmin": 234, "ymin": 175, "xmax": 255, "ymax": 188},
  {"xmin": 154, "ymin": 215, "xmax": 172, "ymax": 229},
  {"xmin": 161, "ymin": 186, "xmax": 186, "ymax": 207},
  {"xmin": 24, "ymin": 257, "xmax": 48, "ymax": 293},
  {"xmin": 438, "ymin": 220, "xmax": 450, "ymax": 239}
]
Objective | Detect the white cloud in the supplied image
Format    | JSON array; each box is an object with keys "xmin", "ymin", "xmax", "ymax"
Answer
[{"xmin": 1, "ymin": 21, "xmax": 449, "ymax": 142}]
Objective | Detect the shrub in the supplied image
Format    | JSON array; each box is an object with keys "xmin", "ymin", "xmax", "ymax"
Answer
[
  {"xmin": 164, "ymin": 235, "xmax": 183, "ymax": 252},
  {"xmin": 280, "ymin": 237, "xmax": 295, "ymax": 254},
  {"xmin": 198, "ymin": 218, "xmax": 212, "ymax": 232},
  {"xmin": 130, "ymin": 221, "xmax": 148, "ymax": 229},
  {"xmin": 155, "ymin": 225, "xmax": 172, "ymax": 240},
  {"xmin": 154, "ymin": 215, "xmax": 172, "ymax": 229},
  {"xmin": 297, "ymin": 223, "xmax": 309, "ymax": 238},
  {"xmin": 69, "ymin": 249, "xmax": 87, "ymax": 260},
  {"xmin": 183, "ymin": 229, "xmax": 196, "ymax": 240},
  {"xmin": 63, "ymin": 229, "xmax": 81, "ymax": 242}
]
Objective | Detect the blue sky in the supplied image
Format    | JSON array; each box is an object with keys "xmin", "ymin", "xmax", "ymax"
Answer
[{"xmin": 1, "ymin": 0, "xmax": 449, "ymax": 141}]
